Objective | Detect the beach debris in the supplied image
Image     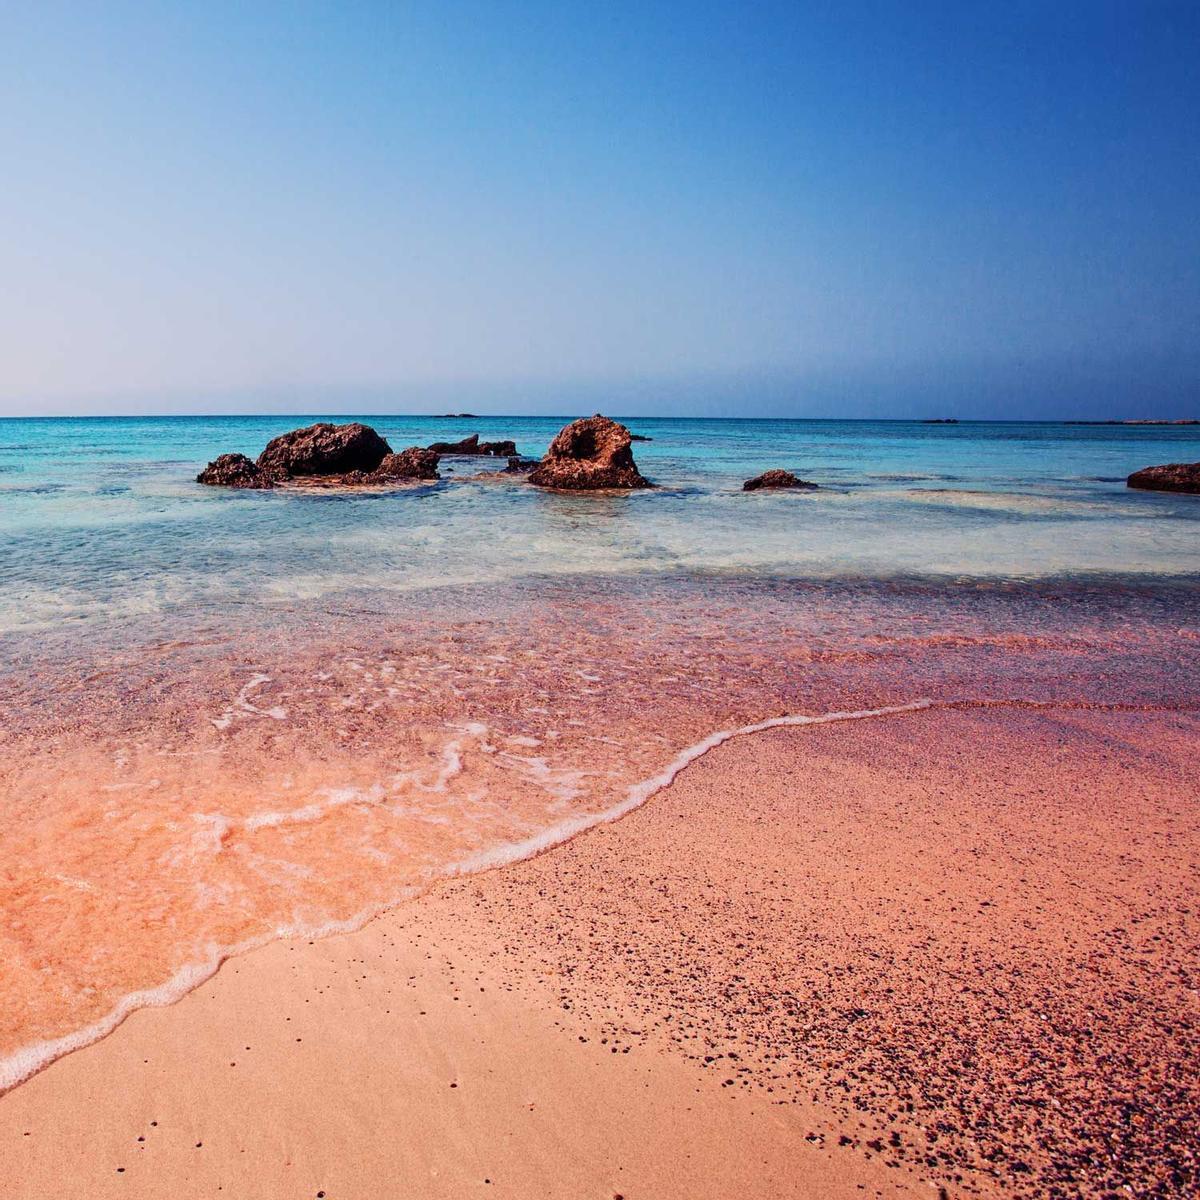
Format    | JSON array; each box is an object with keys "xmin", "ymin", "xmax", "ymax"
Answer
[
  {"xmin": 196, "ymin": 422, "xmax": 440, "ymax": 488},
  {"xmin": 196, "ymin": 452, "xmax": 273, "ymax": 489},
  {"xmin": 1126, "ymin": 461, "xmax": 1200, "ymax": 494},
  {"xmin": 742, "ymin": 469, "xmax": 818, "ymax": 491},
  {"xmin": 527, "ymin": 414, "xmax": 652, "ymax": 490},
  {"xmin": 427, "ymin": 433, "xmax": 518, "ymax": 456}
]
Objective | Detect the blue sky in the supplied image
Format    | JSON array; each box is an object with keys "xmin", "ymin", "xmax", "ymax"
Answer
[{"xmin": 1, "ymin": 1, "xmax": 1197, "ymax": 418}]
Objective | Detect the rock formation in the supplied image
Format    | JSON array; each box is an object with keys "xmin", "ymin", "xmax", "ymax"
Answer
[
  {"xmin": 742, "ymin": 470, "xmax": 818, "ymax": 491},
  {"xmin": 527, "ymin": 415, "xmax": 651, "ymax": 490},
  {"xmin": 503, "ymin": 456, "xmax": 539, "ymax": 473},
  {"xmin": 255, "ymin": 422, "xmax": 391, "ymax": 479},
  {"xmin": 1126, "ymin": 462, "xmax": 1200, "ymax": 494},
  {"xmin": 197, "ymin": 423, "xmax": 440, "ymax": 488},
  {"xmin": 196, "ymin": 453, "xmax": 272, "ymax": 489},
  {"xmin": 427, "ymin": 433, "xmax": 517, "ymax": 456},
  {"xmin": 341, "ymin": 448, "xmax": 442, "ymax": 485}
]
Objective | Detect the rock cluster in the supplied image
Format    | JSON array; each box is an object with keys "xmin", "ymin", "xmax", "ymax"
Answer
[
  {"xmin": 197, "ymin": 422, "xmax": 439, "ymax": 489},
  {"xmin": 427, "ymin": 433, "xmax": 518, "ymax": 456},
  {"xmin": 1126, "ymin": 461, "xmax": 1200, "ymax": 494},
  {"xmin": 197, "ymin": 414, "xmax": 658, "ymax": 493},
  {"xmin": 527, "ymin": 415, "xmax": 652, "ymax": 490},
  {"xmin": 742, "ymin": 469, "xmax": 817, "ymax": 491}
]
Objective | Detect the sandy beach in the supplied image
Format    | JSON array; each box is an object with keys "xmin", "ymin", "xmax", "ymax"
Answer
[{"xmin": 5, "ymin": 702, "xmax": 1196, "ymax": 1199}]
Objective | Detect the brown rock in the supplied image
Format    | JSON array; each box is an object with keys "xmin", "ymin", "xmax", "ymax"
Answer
[
  {"xmin": 427, "ymin": 434, "xmax": 518, "ymax": 457},
  {"xmin": 1126, "ymin": 462, "xmax": 1200, "ymax": 494},
  {"xmin": 743, "ymin": 470, "xmax": 817, "ymax": 492},
  {"xmin": 503, "ymin": 456, "xmax": 539, "ymax": 474},
  {"xmin": 527, "ymin": 415, "xmax": 651, "ymax": 490},
  {"xmin": 196, "ymin": 453, "xmax": 272, "ymax": 489},
  {"xmin": 255, "ymin": 422, "xmax": 391, "ymax": 479},
  {"xmin": 365, "ymin": 447, "xmax": 441, "ymax": 482}
]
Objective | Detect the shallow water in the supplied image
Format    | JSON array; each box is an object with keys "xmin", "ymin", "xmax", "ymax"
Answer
[
  {"xmin": 1, "ymin": 416, "xmax": 1198, "ymax": 636},
  {"xmin": 1, "ymin": 416, "xmax": 1198, "ymax": 1091}
]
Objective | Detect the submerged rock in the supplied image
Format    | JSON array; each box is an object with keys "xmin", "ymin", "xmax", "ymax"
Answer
[
  {"xmin": 743, "ymin": 469, "xmax": 818, "ymax": 491},
  {"xmin": 527, "ymin": 415, "xmax": 651, "ymax": 490},
  {"xmin": 256, "ymin": 422, "xmax": 392, "ymax": 479},
  {"xmin": 427, "ymin": 433, "xmax": 517, "ymax": 457},
  {"xmin": 196, "ymin": 453, "xmax": 272, "ymax": 489},
  {"xmin": 503, "ymin": 456, "xmax": 539, "ymax": 473},
  {"xmin": 1126, "ymin": 462, "xmax": 1200, "ymax": 494}
]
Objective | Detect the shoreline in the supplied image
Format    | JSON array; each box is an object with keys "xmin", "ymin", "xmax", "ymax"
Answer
[
  {"xmin": 5, "ymin": 703, "xmax": 1198, "ymax": 1197},
  {"xmin": 0, "ymin": 698, "xmax": 933, "ymax": 1096}
]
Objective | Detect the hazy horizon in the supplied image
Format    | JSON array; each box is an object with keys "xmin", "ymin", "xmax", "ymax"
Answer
[{"xmin": 2, "ymin": 2, "xmax": 1197, "ymax": 420}]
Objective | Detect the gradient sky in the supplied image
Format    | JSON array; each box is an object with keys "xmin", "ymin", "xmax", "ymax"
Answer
[{"xmin": 1, "ymin": 1, "xmax": 1197, "ymax": 418}]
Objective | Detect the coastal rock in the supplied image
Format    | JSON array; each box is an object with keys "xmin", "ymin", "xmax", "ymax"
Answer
[
  {"xmin": 427, "ymin": 433, "xmax": 518, "ymax": 457},
  {"xmin": 503, "ymin": 456, "xmax": 539, "ymax": 473},
  {"xmin": 372, "ymin": 447, "xmax": 441, "ymax": 480},
  {"xmin": 1126, "ymin": 462, "xmax": 1200, "ymax": 494},
  {"xmin": 527, "ymin": 415, "xmax": 651, "ymax": 490},
  {"xmin": 742, "ymin": 469, "xmax": 817, "ymax": 491},
  {"xmin": 196, "ymin": 453, "xmax": 272, "ymax": 489},
  {"xmin": 256, "ymin": 422, "xmax": 392, "ymax": 479}
]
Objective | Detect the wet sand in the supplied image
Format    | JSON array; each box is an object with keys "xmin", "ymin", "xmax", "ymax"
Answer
[{"xmin": 3, "ymin": 704, "xmax": 1198, "ymax": 1198}]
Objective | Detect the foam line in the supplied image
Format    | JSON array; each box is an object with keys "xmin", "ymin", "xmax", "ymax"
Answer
[
  {"xmin": 0, "ymin": 698, "xmax": 930, "ymax": 1095},
  {"xmin": 449, "ymin": 699, "xmax": 932, "ymax": 874}
]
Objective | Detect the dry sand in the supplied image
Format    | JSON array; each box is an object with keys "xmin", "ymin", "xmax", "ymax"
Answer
[{"xmin": 3, "ymin": 705, "xmax": 1197, "ymax": 1199}]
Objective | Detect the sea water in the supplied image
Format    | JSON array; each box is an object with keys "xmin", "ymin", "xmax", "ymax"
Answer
[
  {"xmin": 1, "ymin": 416, "xmax": 1199, "ymax": 636},
  {"xmin": 1, "ymin": 415, "xmax": 1198, "ymax": 1090}
]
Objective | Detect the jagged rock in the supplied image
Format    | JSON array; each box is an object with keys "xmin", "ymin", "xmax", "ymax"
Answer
[
  {"xmin": 255, "ymin": 422, "xmax": 391, "ymax": 479},
  {"xmin": 1126, "ymin": 462, "xmax": 1200, "ymax": 494},
  {"xmin": 427, "ymin": 433, "xmax": 517, "ymax": 456},
  {"xmin": 527, "ymin": 415, "xmax": 651, "ymax": 490},
  {"xmin": 196, "ymin": 453, "xmax": 272, "ymax": 489},
  {"xmin": 743, "ymin": 469, "xmax": 818, "ymax": 492}
]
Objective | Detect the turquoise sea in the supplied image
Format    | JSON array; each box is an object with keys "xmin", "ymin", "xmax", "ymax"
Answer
[
  {"xmin": 3, "ymin": 413, "xmax": 1199, "ymax": 1096},
  {"xmin": 1, "ymin": 416, "xmax": 1198, "ymax": 637}
]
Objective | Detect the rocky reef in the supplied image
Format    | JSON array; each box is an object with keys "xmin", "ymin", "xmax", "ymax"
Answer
[{"xmin": 527, "ymin": 415, "xmax": 651, "ymax": 490}]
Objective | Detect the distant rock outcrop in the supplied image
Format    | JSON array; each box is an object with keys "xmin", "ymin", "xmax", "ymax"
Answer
[
  {"xmin": 197, "ymin": 423, "xmax": 441, "ymax": 489},
  {"xmin": 255, "ymin": 422, "xmax": 391, "ymax": 479},
  {"xmin": 1126, "ymin": 462, "xmax": 1200, "ymax": 494},
  {"xmin": 427, "ymin": 433, "xmax": 517, "ymax": 457},
  {"xmin": 196, "ymin": 453, "xmax": 272, "ymax": 489},
  {"xmin": 742, "ymin": 470, "xmax": 818, "ymax": 492},
  {"xmin": 527, "ymin": 415, "xmax": 652, "ymax": 490}
]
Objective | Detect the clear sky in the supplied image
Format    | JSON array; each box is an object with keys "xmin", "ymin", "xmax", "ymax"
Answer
[{"xmin": 1, "ymin": 1, "xmax": 1197, "ymax": 418}]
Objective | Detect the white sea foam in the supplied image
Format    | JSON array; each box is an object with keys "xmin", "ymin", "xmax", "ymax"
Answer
[
  {"xmin": 211, "ymin": 674, "xmax": 289, "ymax": 731},
  {"xmin": 451, "ymin": 699, "xmax": 932, "ymax": 874},
  {"xmin": 0, "ymin": 698, "xmax": 930, "ymax": 1095}
]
